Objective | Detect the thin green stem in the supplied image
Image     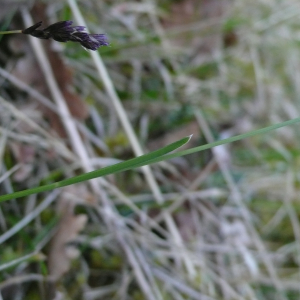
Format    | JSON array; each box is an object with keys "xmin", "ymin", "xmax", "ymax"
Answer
[
  {"xmin": 0, "ymin": 136, "xmax": 191, "ymax": 202},
  {"xmin": 134, "ymin": 116, "xmax": 300, "ymax": 166},
  {"xmin": 1, "ymin": 115, "xmax": 300, "ymax": 202},
  {"xmin": 0, "ymin": 30, "xmax": 22, "ymax": 35}
]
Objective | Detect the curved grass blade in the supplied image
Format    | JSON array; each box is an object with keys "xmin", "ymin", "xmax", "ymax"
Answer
[
  {"xmin": 2, "ymin": 115, "xmax": 300, "ymax": 202},
  {"xmin": 131, "ymin": 116, "xmax": 300, "ymax": 167},
  {"xmin": 0, "ymin": 136, "xmax": 191, "ymax": 202}
]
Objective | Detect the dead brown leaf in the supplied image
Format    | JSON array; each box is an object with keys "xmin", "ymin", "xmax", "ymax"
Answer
[
  {"xmin": 47, "ymin": 186, "xmax": 90, "ymax": 280},
  {"xmin": 161, "ymin": 0, "xmax": 228, "ymax": 51}
]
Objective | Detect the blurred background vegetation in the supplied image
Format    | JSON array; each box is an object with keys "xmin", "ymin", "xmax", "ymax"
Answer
[{"xmin": 1, "ymin": 0, "xmax": 300, "ymax": 299}]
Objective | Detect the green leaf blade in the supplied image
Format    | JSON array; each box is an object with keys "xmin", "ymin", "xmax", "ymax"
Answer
[{"xmin": 0, "ymin": 136, "xmax": 191, "ymax": 202}]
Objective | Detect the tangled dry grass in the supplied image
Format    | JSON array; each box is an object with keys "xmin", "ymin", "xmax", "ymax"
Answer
[{"xmin": 1, "ymin": 0, "xmax": 300, "ymax": 299}]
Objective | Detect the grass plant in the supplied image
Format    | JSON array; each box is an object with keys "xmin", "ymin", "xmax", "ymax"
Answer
[{"xmin": 1, "ymin": 1, "xmax": 300, "ymax": 300}]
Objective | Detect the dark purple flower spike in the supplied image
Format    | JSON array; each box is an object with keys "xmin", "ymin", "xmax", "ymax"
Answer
[{"xmin": 22, "ymin": 20, "xmax": 109, "ymax": 51}]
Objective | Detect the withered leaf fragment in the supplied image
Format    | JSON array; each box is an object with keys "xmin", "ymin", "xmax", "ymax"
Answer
[{"xmin": 22, "ymin": 20, "xmax": 109, "ymax": 51}]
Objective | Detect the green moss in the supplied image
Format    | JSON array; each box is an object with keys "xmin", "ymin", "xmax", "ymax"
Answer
[
  {"xmin": 223, "ymin": 17, "xmax": 247, "ymax": 33},
  {"xmin": 188, "ymin": 61, "xmax": 219, "ymax": 80},
  {"xmin": 105, "ymin": 132, "xmax": 129, "ymax": 153},
  {"xmin": 89, "ymin": 249, "xmax": 122, "ymax": 270}
]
